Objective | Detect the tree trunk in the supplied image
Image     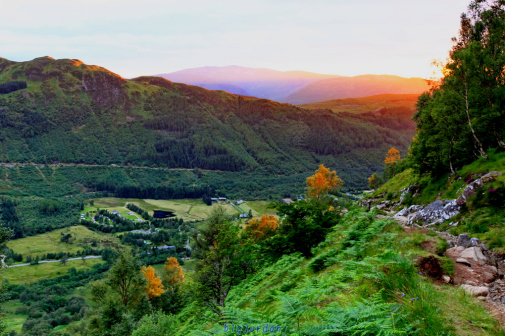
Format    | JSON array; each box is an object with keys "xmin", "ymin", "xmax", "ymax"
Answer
[
  {"xmin": 449, "ymin": 138, "xmax": 456, "ymax": 176},
  {"xmin": 464, "ymin": 82, "xmax": 488, "ymax": 159}
]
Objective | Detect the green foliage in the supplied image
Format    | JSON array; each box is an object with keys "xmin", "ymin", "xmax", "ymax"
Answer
[
  {"xmin": 261, "ymin": 200, "xmax": 341, "ymax": 259},
  {"xmin": 132, "ymin": 312, "xmax": 177, "ymax": 336},
  {"xmin": 410, "ymin": 2, "xmax": 505, "ymax": 176},
  {"xmin": 192, "ymin": 206, "xmax": 254, "ymax": 317}
]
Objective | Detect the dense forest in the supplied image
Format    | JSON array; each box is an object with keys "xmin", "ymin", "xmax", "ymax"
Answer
[
  {"xmin": 0, "ymin": 56, "xmax": 414, "ymax": 192},
  {"xmin": 410, "ymin": 0, "xmax": 505, "ymax": 176}
]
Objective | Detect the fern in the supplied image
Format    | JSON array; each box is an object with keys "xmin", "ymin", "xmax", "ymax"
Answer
[{"xmin": 304, "ymin": 292, "xmax": 416, "ymax": 335}]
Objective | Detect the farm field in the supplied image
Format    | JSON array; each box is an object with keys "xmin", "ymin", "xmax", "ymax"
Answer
[
  {"xmin": 1, "ymin": 258, "xmax": 104, "ymax": 284},
  {"xmin": 6, "ymin": 226, "xmax": 124, "ymax": 259},
  {"xmin": 243, "ymin": 201, "xmax": 277, "ymax": 216},
  {"xmin": 88, "ymin": 197, "xmax": 240, "ymax": 221}
]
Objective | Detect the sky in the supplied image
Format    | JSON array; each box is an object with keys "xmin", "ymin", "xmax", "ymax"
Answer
[{"xmin": 0, "ymin": 0, "xmax": 469, "ymax": 79}]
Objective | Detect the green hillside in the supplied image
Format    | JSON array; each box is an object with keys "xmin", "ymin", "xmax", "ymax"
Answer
[{"xmin": 0, "ymin": 56, "xmax": 415, "ymax": 192}]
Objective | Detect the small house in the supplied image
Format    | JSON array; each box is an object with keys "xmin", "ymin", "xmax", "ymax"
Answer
[
  {"xmin": 239, "ymin": 213, "xmax": 248, "ymax": 218},
  {"xmin": 282, "ymin": 198, "xmax": 294, "ymax": 204},
  {"xmin": 236, "ymin": 200, "xmax": 244, "ymax": 205},
  {"xmin": 211, "ymin": 198, "xmax": 218, "ymax": 202},
  {"xmin": 218, "ymin": 197, "xmax": 227, "ymax": 202}
]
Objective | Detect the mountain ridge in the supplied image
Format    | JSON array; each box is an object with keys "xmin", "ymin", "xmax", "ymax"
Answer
[{"xmin": 155, "ymin": 65, "xmax": 429, "ymax": 104}]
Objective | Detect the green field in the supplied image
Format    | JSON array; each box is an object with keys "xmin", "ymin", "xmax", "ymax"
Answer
[
  {"xmin": 1, "ymin": 258, "xmax": 104, "ymax": 284},
  {"xmin": 89, "ymin": 197, "xmax": 241, "ymax": 221},
  {"xmin": 243, "ymin": 201, "xmax": 276, "ymax": 216},
  {"xmin": 6, "ymin": 226, "xmax": 125, "ymax": 259},
  {"xmin": 89, "ymin": 197, "xmax": 276, "ymax": 222}
]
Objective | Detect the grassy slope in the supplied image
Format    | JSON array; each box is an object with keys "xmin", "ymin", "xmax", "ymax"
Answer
[
  {"xmin": 6, "ymin": 225, "xmax": 124, "ymax": 259},
  {"xmin": 175, "ymin": 209, "xmax": 502, "ymax": 336},
  {"xmin": 297, "ymin": 93, "xmax": 419, "ymax": 113}
]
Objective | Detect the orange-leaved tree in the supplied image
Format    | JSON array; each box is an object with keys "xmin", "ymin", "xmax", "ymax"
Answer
[
  {"xmin": 162, "ymin": 257, "xmax": 185, "ymax": 294},
  {"xmin": 306, "ymin": 164, "xmax": 343, "ymax": 199},
  {"xmin": 245, "ymin": 214, "xmax": 279, "ymax": 240},
  {"xmin": 384, "ymin": 147, "xmax": 400, "ymax": 164},
  {"xmin": 141, "ymin": 265, "xmax": 165, "ymax": 300}
]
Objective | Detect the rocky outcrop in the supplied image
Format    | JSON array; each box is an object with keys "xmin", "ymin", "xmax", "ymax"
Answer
[
  {"xmin": 456, "ymin": 171, "xmax": 502, "ymax": 205},
  {"xmin": 394, "ymin": 200, "xmax": 461, "ymax": 225},
  {"xmin": 460, "ymin": 246, "xmax": 488, "ymax": 266}
]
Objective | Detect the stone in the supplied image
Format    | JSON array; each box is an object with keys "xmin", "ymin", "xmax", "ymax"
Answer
[
  {"xmin": 482, "ymin": 271, "xmax": 496, "ymax": 284},
  {"xmin": 456, "ymin": 258, "xmax": 472, "ymax": 267},
  {"xmin": 501, "ymin": 296, "xmax": 505, "ymax": 305},
  {"xmin": 460, "ymin": 247, "xmax": 488, "ymax": 265},
  {"xmin": 470, "ymin": 238, "xmax": 481, "ymax": 247},
  {"xmin": 480, "ymin": 243, "xmax": 488, "ymax": 252},
  {"xmin": 478, "ymin": 296, "xmax": 487, "ymax": 301},
  {"xmin": 455, "ymin": 246, "xmax": 465, "ymax": 252},
  {"xmin": 395, "ymin": 207, "xmax": 408, "ymax": 217},
  {"xmin": 461, "ymin": 284, "xmax": 489, "ymax": 297},
  {"xmin": 457, "ymin": 234, "xmax": 471, "ymax": 247},
  {"xmin": 442, "ymin": 275, "xmax": 451, "ymax": 283}
]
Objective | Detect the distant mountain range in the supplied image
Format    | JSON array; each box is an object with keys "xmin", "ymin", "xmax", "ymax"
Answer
[{"xmin": 155, "ymin": 66, "xmax": 430, "ymax": 104}]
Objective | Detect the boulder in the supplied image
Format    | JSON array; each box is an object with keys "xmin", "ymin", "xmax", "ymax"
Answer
[
  {"xmin": 457, "ymin": 234, "xmax": 471, "ymax": 248},
  {"xmin": 395, "ymin": 206, "xmax": 408, "ymax": 217},
  {"xmin": 442, "ymin": 275, "xmax": 451, "ymax": 283},
  {"xmin": 460, "ymin": 247, "xmax": 488, "ymax": 265},
  {"xmin": 461, "ymin": 284, "xmax": 489, "ymax": 297}
]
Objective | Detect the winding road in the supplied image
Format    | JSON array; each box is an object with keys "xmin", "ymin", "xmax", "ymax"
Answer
[{"xmin": 8, "ymin": 255, "xmax": 102, "ymax": 268}]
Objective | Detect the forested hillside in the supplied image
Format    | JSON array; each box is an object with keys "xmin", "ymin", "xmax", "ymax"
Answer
[{"xmin": 0, "ymin": 56, "xmax": 413, "ymax": 192}]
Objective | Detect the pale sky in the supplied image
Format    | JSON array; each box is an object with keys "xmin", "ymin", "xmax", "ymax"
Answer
[{"xmin": 0, "ymin": 0, "xmax": 469, "ymax": 78}]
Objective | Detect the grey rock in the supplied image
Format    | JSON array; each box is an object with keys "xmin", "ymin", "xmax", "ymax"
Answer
[
  {"xmin": 442, "ymin": 275, "xmax": 451, "ymax": 283},
  {"xmin": 470, "ymin": 238, "xmax": 481, "ymax": 247},
  {"xmin": 448, "ymin": 240, "xmax": 455, "ymax": 248},
  {"xmin": 460, "ymin": 247, "xmax": 488, "ymax": 265},
  {"xmin": 456, "ymin": 258, "xmax": 472, "ymax": 267},
  {"xmin": 407, "ymin": 199, "xmax": 460, "ymax": 225},
  {"xmin": 395, "ymin": 207, "xmax": 408, "ymax": 217},
  {"xmin": 461, "ymin": 284, "xmax": 489, "ymax": 297},
  {"xmin": 501, "ymin": 296, "xmax": 505, "ymax": 305},
  {"xmin": 457, "ymin": 234, "xmax": 471, "ymax": 247}
]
